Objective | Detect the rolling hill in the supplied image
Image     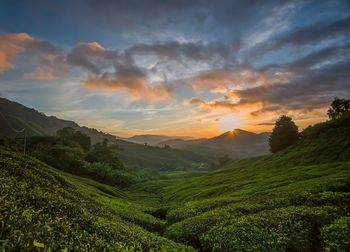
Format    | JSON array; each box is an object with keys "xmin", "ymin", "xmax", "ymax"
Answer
[{"xmin": 1, "ymin": 113, "xmax": 349, "ymax": 251}]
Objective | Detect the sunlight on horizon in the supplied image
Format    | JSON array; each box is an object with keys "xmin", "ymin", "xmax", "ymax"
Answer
[{"xmin": 220, "ymin": 114, "xmax": 244, "ymax": 132}]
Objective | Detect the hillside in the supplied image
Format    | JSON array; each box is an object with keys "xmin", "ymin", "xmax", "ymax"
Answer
[
  {"xmin": 1, "ymin": 115, "xmax": 350, "ymax": 251},
  {"xmin": 0, "ymin": 147, "xmax": 193, "ymax": 251},
  {"xmin": 159, "ymin": 129, "xmax": 270, "ymax": 159},
  {"xmin": 0, "ymin": 97, "xmax": 117, "ymax": 143}
]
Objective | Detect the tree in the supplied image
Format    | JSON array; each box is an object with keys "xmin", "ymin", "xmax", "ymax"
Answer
[
  {"xmin": 85, "ymin": 139, "xmax": 124, "ymax": 170},
  {"xmin": 56, "ymin": 127, "xmax": 91, "ymax": 151},
  {"xmin": 269, "ymin": 115, "xmax": 298, "ymax": 153},
  {"xmin": 327, "ymin": 97, "xmax": 350, "ymax": 120}
]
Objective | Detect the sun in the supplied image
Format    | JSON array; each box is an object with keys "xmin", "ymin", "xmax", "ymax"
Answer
[{"xmin": 220, "ymin": 114, "xmax": 244, "ymax": 132}]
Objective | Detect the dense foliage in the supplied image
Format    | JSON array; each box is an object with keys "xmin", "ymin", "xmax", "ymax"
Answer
[{"xmin": 23, "ymin": 128, "xmax": 135, "ymax": 188}]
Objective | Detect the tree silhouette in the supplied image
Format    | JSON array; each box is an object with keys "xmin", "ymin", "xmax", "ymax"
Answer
[
  {"xmin": 327, "ymin": 97, "xmax": 350, "ymax": 120},
  {"xmin": 269, "ymin": 115, "xmax": 298, "ymax": 153}
]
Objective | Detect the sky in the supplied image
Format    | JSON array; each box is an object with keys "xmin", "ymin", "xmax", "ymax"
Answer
[{"xmin": 0, "ymin": 0, "xmax": 349, "ymax": 138}]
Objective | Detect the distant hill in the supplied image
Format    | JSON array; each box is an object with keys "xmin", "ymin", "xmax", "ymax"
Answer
[
  {"xmin": 0, "ymin": 97, "xmax": 209, "ymax": 170},
  {"xmin": 121, "ymin": 134, "xmax": 194, "ymax": 146},
  {"xmin": 158, "ymin": 129, "xmax": 270, "ymax": 159}
]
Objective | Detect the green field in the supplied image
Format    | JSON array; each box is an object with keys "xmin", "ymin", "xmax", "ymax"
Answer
[{"xmin": 1, "ymin": 116, "xmax": 350, "ymax": 251}]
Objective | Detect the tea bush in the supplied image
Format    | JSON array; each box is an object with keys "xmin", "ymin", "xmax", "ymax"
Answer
[
  {"xmin": 321, "ymin": 216, "xmax": 350, "ymax": 252},
  {"xmin": 0, "ymin": 148, "xmax": 194, "ymax": 251},
  {"xmin": 201, "ymin": 206, "xmax": 338, "ymax": 251}
]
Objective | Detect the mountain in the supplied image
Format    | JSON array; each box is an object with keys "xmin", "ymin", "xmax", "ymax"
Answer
[
  {"xmin": 158, "ymin": 129, "xmax": 270, "ymax": 159},
  {"xmin": 122, "ymin": 134, "xmax": 194, "ymax": 146},
  {"xmin": 0, "ymin": 97, "xmax": 209, "ymax": 170}
]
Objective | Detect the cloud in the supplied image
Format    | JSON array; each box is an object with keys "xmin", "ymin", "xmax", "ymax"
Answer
[
  {"xmin": 276, "ymin": 16, "xmax": 350, "ymax": 47},
  {"xmin": 85, "ymin": 73, "xmax": 172, "ymax": 103},
  {"xmin": 256, "ymin": 122, "xmax": 275, "ymax": 126},
  {"xmin": 184, "ymin": 97, "xmax": 261, "ymax": 113},
  {"xmin": 23, "ymin": 65, "xmax": 66, "ymax": 81},
  {"xmin": 245, "ymin": 0, "xmax": 302, "ymax": 48},
  {"xmin": 127, "ymin": 41, "xmax": 231, "ymax": 62},
  {"xmin": 261, "ymin": 43, "xmax": 350, "ymax": 72},
  {"xmin": 184, "ymin": 41, "xmax": 350, "ymax": 118},
  {"xmin": 256, "ymin": 16, "xmax": 350, "ymax": 56},
  {"xmin": 68, "ymin": 42, "xmax": 116, "ymax": 74},
  {"xmin": 0, "ymin": 32, "xmax": 67, "ymax": 80},
  {"xmin": 0, "ymin": 33, "xmax": 33, "ymax": 73},
  {"xmin": 234, "ymin": 59, "xmax": 350, "ymax": 115},
  {"xmin": 186, "ymin": 68, "xmax": 290, "ymax": 92}
]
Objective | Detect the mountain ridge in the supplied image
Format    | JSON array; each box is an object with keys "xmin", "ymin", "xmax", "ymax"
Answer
[
  {"xmin": 120, "ymin": 134, "xmax": 195, "ymax": 146},
  {"xmin": 158, "ymin": 128, "xmax": 270, "ymax": 159}
]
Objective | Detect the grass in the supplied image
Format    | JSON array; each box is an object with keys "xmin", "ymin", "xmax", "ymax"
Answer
[{"xmin": 1, "ymin": 116, "xmax": 350, "ymax": 251}]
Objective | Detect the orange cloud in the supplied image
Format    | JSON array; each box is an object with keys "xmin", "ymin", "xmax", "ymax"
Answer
[
  {"xmin": 184, "ymin": 97, "xmax": 263, "ymax": 113},
  {"xmin": 183, "ymin": 69, "xmax": 292, "ymax": 119},
  {"xmin": 79, "ymin": 42, "xmax": 107, "ymax": 53},
  {"xmin": 0, "ymin": 32, "xmax": 67, "ymax": 80},
  {"xmin": 187, "ymin": 69, "xmax": 290, "ymax": 92},
  {"xmin": 0, "ymin": 33, "xmax": 33, "ymax": 74},
  {"xmin": 85, "ymin": 75, "xmax": 172, "ymax": 103}
]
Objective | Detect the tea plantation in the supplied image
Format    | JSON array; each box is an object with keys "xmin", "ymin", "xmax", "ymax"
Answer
[{"xmin": 1, "ymin": 115, "xmax": 350, "ymax": 251}]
